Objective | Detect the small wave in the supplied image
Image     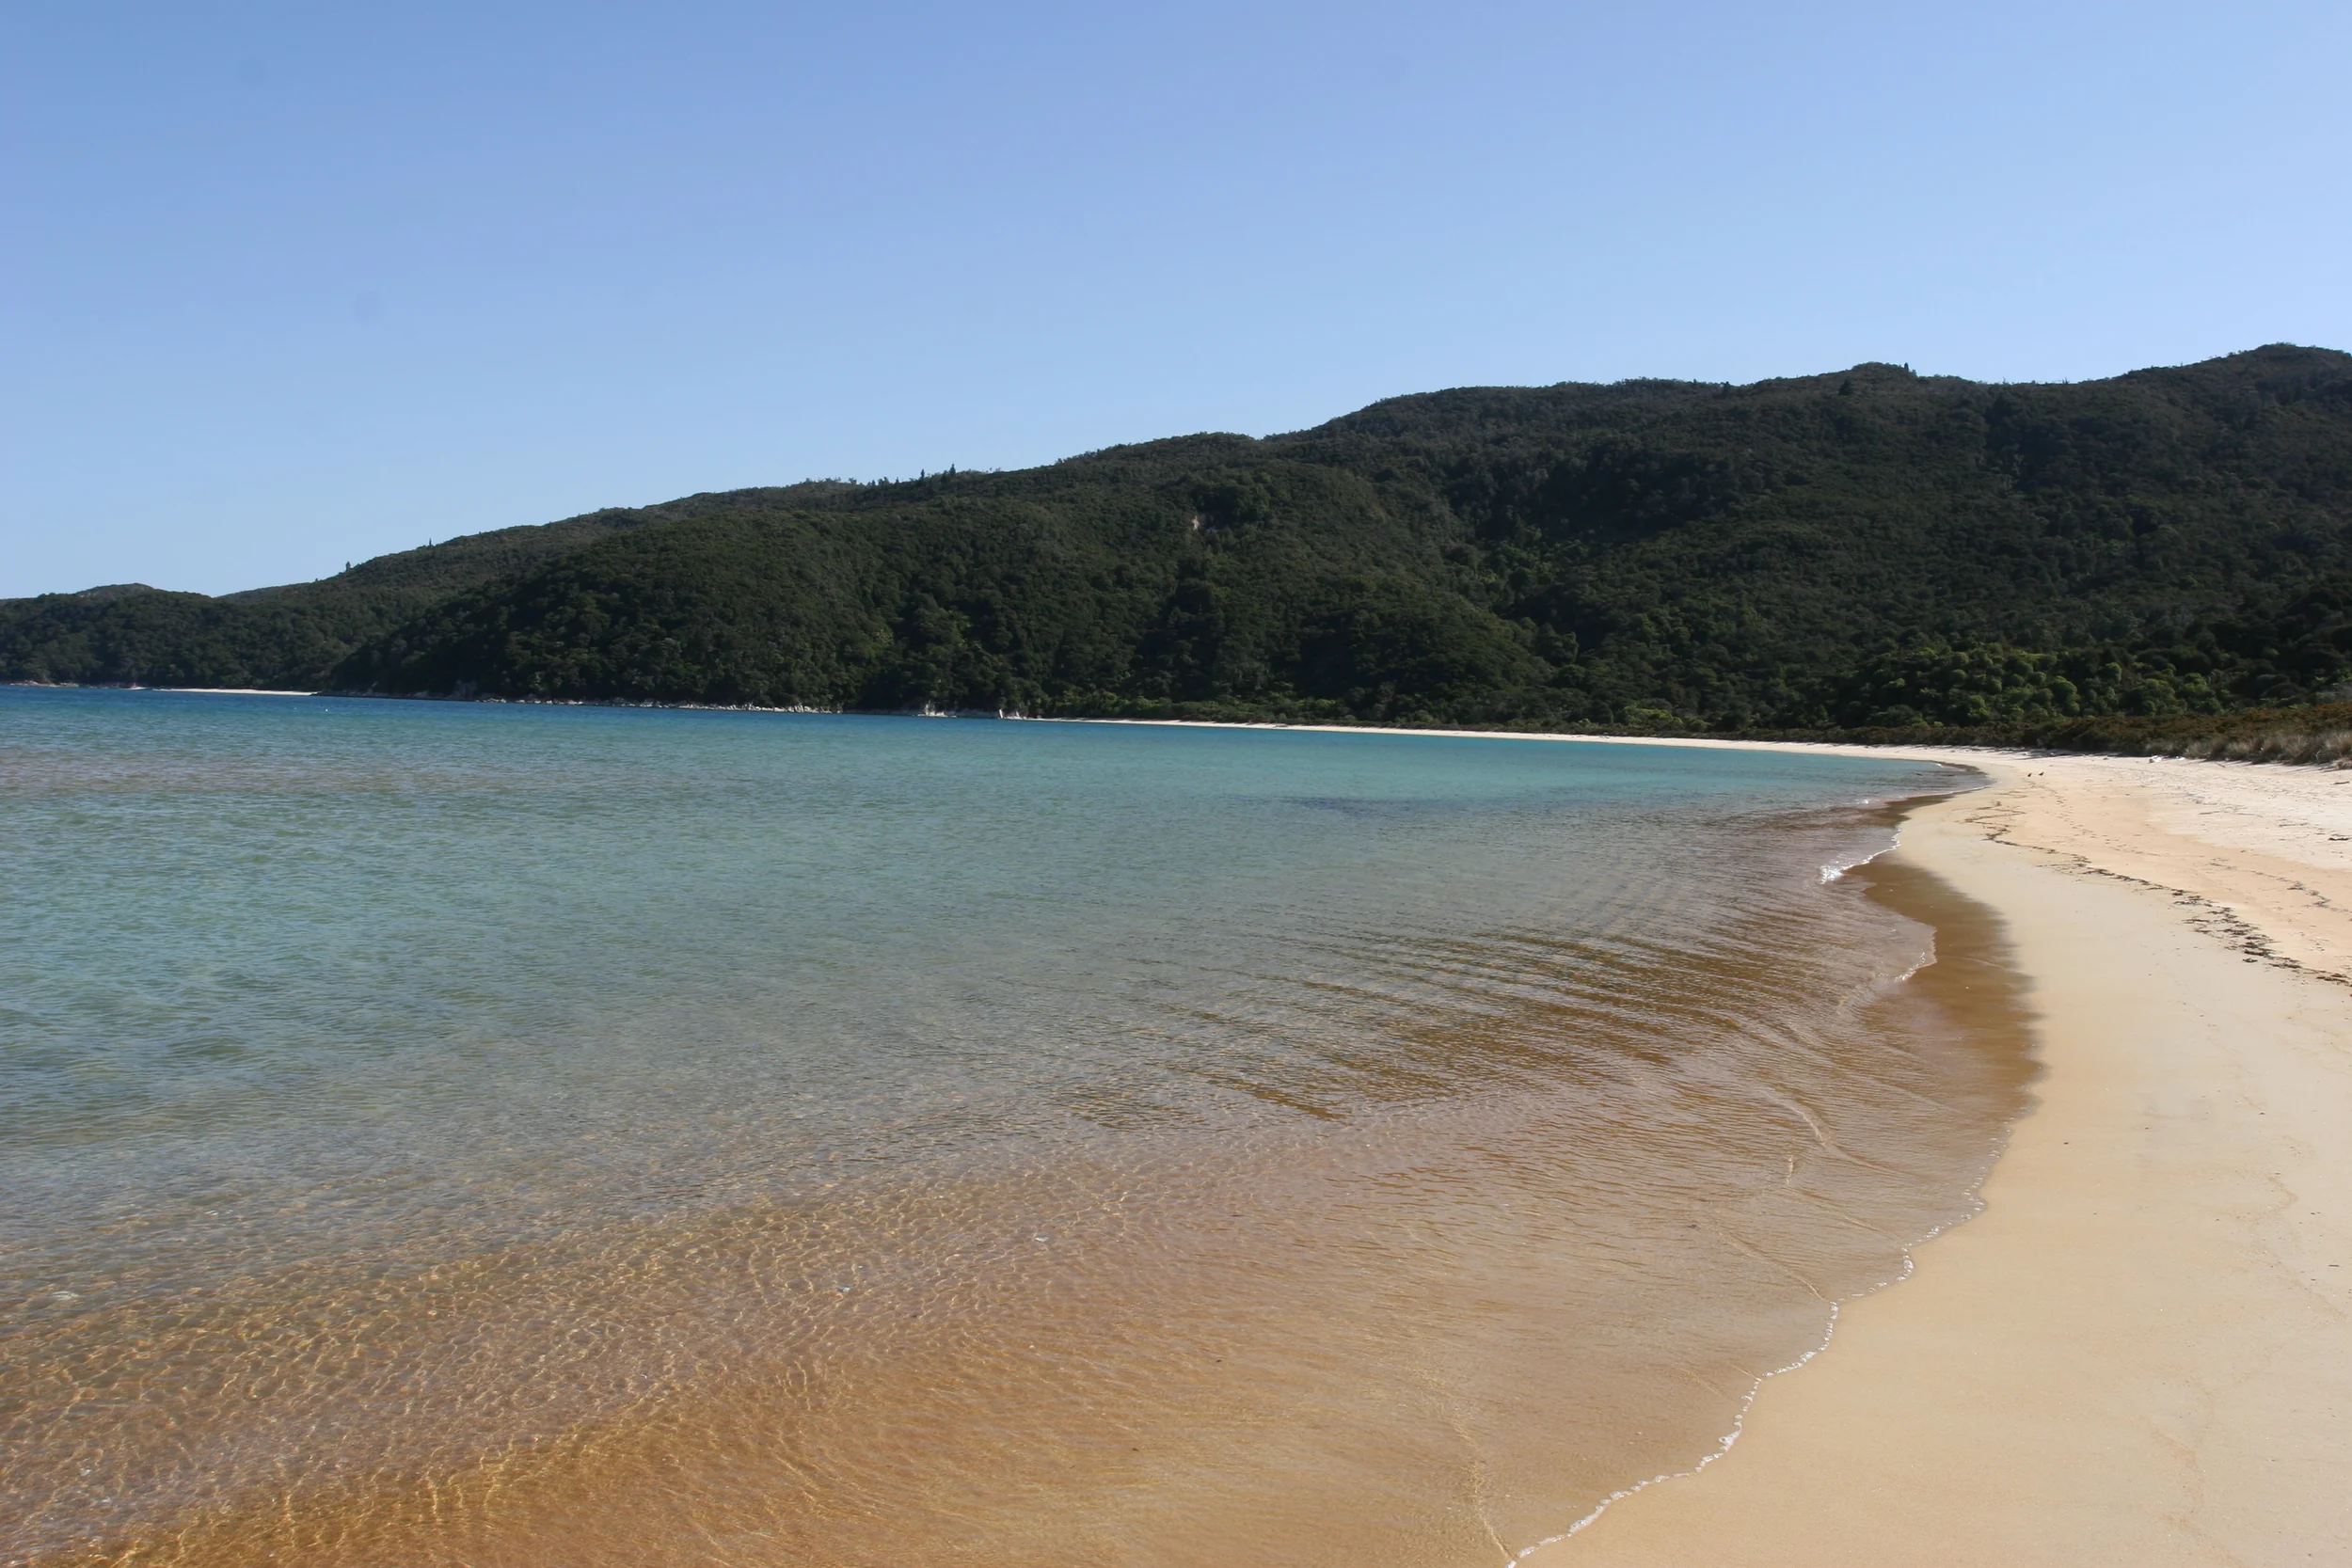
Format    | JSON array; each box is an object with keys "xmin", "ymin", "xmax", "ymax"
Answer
[
  {"xmin": 1820, "ymin": 827, "xmax": 1903, "ymax": 884},
  {"xmin": 1512, "ymin": 1302, "xmax": 1849, "ymax": 1559},
  {"xmin": 1514, "ymin": 1195, "xmax": 1989, "ymax": 1560}
]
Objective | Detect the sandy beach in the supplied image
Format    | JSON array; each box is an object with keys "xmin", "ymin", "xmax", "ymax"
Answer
[
  {"xmin": 1492, "ymin": 744, "xmax": 2352, "ymax": 1565},
  {"xmin": 1117, "ymin": 722, "xmax": 2352, "ymax": 1560}
]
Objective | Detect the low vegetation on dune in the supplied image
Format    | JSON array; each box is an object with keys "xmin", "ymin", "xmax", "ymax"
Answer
[{"xmin": 8, "ymin": 345, "xmax": 2352, "ymax": 755}]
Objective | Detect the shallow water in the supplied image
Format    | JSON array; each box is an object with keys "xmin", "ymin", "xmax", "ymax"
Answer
[{"xmin": 0, "ymin": 691, "xmax": 2031, "ymax": 1566}]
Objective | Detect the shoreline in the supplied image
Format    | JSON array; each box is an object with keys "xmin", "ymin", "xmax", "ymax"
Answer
[
  {"xmin": 1504, "ymin": 821, "xmax": 2032, "ymax": 1561},
  {"xmin": 1075, "ymin": 718, "xmax": 2352, "ymax": 1560},
  {"xmin": 1517, "ymin": 743, "xmax": 2352, "ymax": 1564},
  {"xmin": 15, "ymin": 689, "xmax": 2345, "ymax": 1555},
  {"xmin": 965, "ymin": 712, "xmax": 2352, "ymax": 1555},
  {"xmin": 1031, "ymin": 713, "xmax": 2352, "ymax": 1558}
]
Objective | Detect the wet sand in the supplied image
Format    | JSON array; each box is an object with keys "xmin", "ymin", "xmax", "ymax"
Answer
[{"xmin": 1518, "ymin": 747, "xmax": 2352, "ymax": 1565}]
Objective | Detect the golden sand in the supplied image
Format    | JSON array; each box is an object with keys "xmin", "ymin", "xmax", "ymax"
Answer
[{"xmin": 1521, "ymin": 747, "xmax": 2352, "ymax": 1565}]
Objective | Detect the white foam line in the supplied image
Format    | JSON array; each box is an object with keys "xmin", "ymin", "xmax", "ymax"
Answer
[
  {"xmin": 150, "ymin": 687, "xmax": 320, "ymax": 696},
  {"xmin": 1510, "ymin": 1307, "xmax": 1845, "ymax": 1559},
  {"xmin": 1508, "ymin": 1195, "xmax": 1990, "ymax": 1560},
  {"xmin": 1822, "ymin": 825, "xmax": 1941, "ymax": 986},
  {"xmin": 1820, "ymin": 824, "xmax": 1903, "ymax": 883}
]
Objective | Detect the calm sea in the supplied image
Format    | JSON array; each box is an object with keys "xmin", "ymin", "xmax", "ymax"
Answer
[{"xmin": 0, "ymin": 689, "xmax": 2030, "ymax": 1566}]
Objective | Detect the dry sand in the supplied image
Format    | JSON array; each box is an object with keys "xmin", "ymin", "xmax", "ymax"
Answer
[{"xmin": 1512, "ymin": 747, "xmax": 2352, "ymax": 1566}]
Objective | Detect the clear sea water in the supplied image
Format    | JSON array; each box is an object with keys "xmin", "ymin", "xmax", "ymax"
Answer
[{"xmin": 0, "ymin": 689, "xmax": 2031, "ymax": 1566}]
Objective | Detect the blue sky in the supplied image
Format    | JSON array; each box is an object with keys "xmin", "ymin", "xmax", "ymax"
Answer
[{"xmin": 5, "ymin": 0, "xmax": 2346, "ymax": 597}]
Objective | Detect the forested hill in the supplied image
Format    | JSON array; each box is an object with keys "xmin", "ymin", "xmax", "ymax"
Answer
[{"xmin": 8, "ymin": 344, "xmax": 2352, "ymax": 733}]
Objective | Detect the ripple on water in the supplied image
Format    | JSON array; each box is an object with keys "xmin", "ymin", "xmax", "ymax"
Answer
[{"xmin": 0, "ymin": 690, "xmax": 2027, "ymax": 1567}]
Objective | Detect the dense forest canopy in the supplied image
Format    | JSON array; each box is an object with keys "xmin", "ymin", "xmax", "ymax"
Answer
[{"xmin": 8, "ymin": 344, "xmax": 2352, "ymax": 733}]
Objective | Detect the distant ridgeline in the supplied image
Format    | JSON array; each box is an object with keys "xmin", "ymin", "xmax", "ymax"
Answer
[{"xmin": 9, "ymin": 344, "xmax": 2352, "ymax": 739}]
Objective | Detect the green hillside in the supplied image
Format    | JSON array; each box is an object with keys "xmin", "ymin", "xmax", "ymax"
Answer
[
  {"xmin": 8, "ymin": 345, "xmax": 2352, "ymax": 732},
  {"xmin": 0, "ymin": 483, "xmax": 851, "ymax": 691}
]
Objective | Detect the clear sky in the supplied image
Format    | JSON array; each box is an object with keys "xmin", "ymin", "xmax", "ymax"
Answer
[{"xmin": 5, "ymin": 1, "xmax": 2346, "ymax": 597}]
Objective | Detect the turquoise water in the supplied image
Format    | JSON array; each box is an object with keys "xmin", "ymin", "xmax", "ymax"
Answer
[{"xmin": 0, "ymin": 689, "xmax": 2021, "ymax": 1566}]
